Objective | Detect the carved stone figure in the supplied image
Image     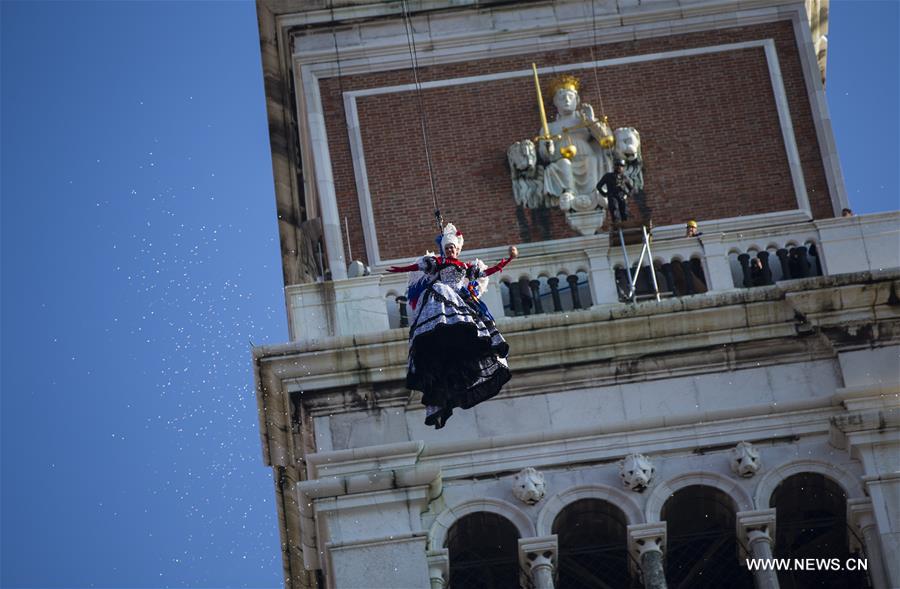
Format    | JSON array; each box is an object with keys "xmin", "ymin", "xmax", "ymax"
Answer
[
  {"xmin": 538, "ymin": 77, "xmax": 613, "ymax": 213},
  {"xmin": 619, "ymin": 453, "xmax": 655, "ymax": 492},
  {"xmin": 614, "ymin": 127, "xmax": 644, "ymax": 193},
  {"xmin": 298, "ymin": 217, "xmax": 324, "ymax": 282},
  {"xmin": 507, "ymin": 139, "xmax": 553, "ymax": 209},
  {"xmin": 730, "ymin": 441, "xmax": 762, "ymax": 478},
  {"xmin": 512, "ymin": 467, "xmax": 546, "ymax": 505}
]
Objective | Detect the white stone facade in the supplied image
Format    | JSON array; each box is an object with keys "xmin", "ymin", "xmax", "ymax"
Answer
[
  {"xmin": 255, "ymin": 268, "xmax": 900, "ymax": 588},
  {"xmin": 253, "ymin": 1, "xmax": 900, "ymax": 588}
]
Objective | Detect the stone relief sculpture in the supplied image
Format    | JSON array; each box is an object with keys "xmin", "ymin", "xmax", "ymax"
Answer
[
  {"xmin": 507, "ymin": 140, "xmax": 552, "ymax": 209},
  {"xmin": 537, "ymin": 75, "xmax": 612, "ymax": 213},
  {"xmin": 298, "ymin": 217, "xmax": 324, "ymax": 282},
  {"xmin": 507, "ymin": 71, "xmax": 646, "ymax": 230},
  {"xmin": 619, "ymin": 453, "xmax": 655, "ymax": 492},
  {"xmin": 512, "ymin": 467, "xmax": 546, "ymax": 505},
  {"xmin": 730, "ymin": 441, "xmax": 762, "ymax": 478},
  {"xmin": 614, "ymin": 127, "xmax": 644, "ymax": 193}
]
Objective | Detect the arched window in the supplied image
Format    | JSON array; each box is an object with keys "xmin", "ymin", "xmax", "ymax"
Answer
[
  {"xmin": 553, "ymin": 499, "xmax": 635, "ymax": 588},
  {"xmin": 446, "ymin": 512, "xmax": 520, "ymax": 589},
  {"xmin": 770, "ymin": 473, "xmax": 869, "ymax": 588},
  {"xmin": 662, "ymin": 485, "xmax": 753, "ymax": 589}
]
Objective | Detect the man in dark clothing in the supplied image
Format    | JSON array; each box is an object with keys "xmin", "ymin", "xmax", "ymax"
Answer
[{"xmin": 597, "ymin": 159, "xmax": 633, "ymax": 223}]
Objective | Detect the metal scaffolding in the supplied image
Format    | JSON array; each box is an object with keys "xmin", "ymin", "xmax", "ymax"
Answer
[{"xmin": 614, "ymin": 224, "xmax": 661, "ymax": 303}]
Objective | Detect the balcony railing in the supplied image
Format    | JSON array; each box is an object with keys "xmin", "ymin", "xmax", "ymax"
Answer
[{"xmin": 285, "ymin": 212, "xmax": 900, "ymax": 342}]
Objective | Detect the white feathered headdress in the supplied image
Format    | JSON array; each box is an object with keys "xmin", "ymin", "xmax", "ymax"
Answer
[{"xmin": 441, "ymin": 223, "xmax": 464, "ymax": 253}]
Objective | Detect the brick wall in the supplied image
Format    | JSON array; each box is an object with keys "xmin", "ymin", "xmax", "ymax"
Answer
[{"xmin": 318, "ymin": 20, "xmax": 833, "ymax": 265}]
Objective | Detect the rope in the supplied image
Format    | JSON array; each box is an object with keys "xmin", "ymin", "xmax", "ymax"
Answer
[
  {"xmin": 399, "ymin": 0, "xmax": 443, "ymax": 231},
  {"xmin": 329, "ymin": 1, "xmax": 353, "ymax": 261},
  {"xmin": 588, "ymin": 0, "xmax": 606, "ymax": 117}
]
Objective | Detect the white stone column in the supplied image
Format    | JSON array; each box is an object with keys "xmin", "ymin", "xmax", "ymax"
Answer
[
  {"xmin": 830, "ymin": 405, "xmax": 900, "ymax": 588},
  {"xmin": 518, "ymin": 535, "xmax": 558, "ymax": 589},
  {"xmin": 861, "ymin": 474, "xmax": 900, "ymax": 588},
  {"xmin": 586, "ymin": 243, "xmax": 619, "ymax": 306},
  {"xmin": 698, "ymin": 234, "xmax": 736, "ymax": 292},
  {"xmin": 628, "ymin": 522, "xmax": 667, "ymax": 589},
  {"xmin": 301, "ymin": 66, "xmax": 348, "ymax": 280},
  {"xmin": 426, "ymin": 548, "xmax": 449, "ymax": 589},
  {"xmin": 737, "ymin": 509, "xmax": 779, "ymax": 589},
  {"xmin": 848, "ymin": 498, "xmax": 889, "ymax": 589}
]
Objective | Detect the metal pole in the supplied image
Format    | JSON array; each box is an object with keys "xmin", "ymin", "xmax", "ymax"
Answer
[
  {"xmin": 618, "ymin": 227, "xmax": 635, "ymax": 301},
  {"xmin": 344, "ymin": 216, "xmax": 352, "ymax": 261},
  {"xmin": 643, "ymin": 225, "xmax": 661, "ymax": 301},
  {"xmin": 631, "ymin": 239, "xmax": 648, "ymax": 295}
]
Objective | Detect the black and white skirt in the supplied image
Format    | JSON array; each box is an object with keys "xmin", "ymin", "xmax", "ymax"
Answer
[{"xmin": 406, "ymin": 281, "xmax": 510, "ymax": 429}]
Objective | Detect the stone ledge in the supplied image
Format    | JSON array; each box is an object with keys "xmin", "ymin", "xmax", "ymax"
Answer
[{"xmin": 256, "ymin": 270, "xmax": 900, "ymax": 391}]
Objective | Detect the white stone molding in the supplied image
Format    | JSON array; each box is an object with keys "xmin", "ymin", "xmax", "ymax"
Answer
[
  {"xmin": 762, "ymin": 36, "xmax": 810, "ymax": 217},
  {"xmin": 426, "ymin": 548, "xmax": 450, "ymax": 589},
  {"xmin": 752, "ymin": 458, "xmax": 866, "ymax": 508},
  {"xmin": 645, "ymin": 471, "xmax": 754, "ymax": 522},
  {"xmin": 330, "ymin": 39, "xmax": 807, "ymax": 266},
  {"xmin": 289, "ymin": 2, "xmax": 802, "ymax": 74},
  {"xmin": 730, "ymin": 441, "xmax": 762, "ymax": 478},
  {"xmin": 428, "ymin": 497, "xmax": 536, "ymax": 551},
  {"xmin": 518, "ymin": 535, "xmax": 558, "ymax": 589},
  {"xmin": 512, "ymin": 467, "xmax": 547, "ymax": 505},
  {"xmin": 298, "ymin": 63, "xmax": 348, "ymax": 280},
  {"xmin": 536, "ymin": 484, "xmax": 645, "ymax": 536},
  {"xmin": 790, "ymin": 10, "xmax": 849, "ymax": 216}
]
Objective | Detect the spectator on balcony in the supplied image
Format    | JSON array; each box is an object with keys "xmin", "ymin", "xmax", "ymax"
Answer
[
  {"xmin": 685, "ymin": 220, "xmax": 702, "ymax": 237},
  {"xmin": 842, "ymin": 207, "xmax": 854, "ymax": 217},
  {"xmin": 750, "ymin": 257, "xmax": 768, "ymax": 287},
  {"xmin": 597, "ymin": 159, "xmax": 633, "ymax": 223}
]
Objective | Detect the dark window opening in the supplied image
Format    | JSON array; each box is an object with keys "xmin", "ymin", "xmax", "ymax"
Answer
[
  {"xmin": 663, "ymin": 485, "xmax": 753, "ymax": 589},
  {"xmin": 447, "ymin": 512, "xmax": 520, "ymax": 589}
]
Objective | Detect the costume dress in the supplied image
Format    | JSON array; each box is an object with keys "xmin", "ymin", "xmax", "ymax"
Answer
[{"xmin": 389, "ymin": 254, "xmax": 512, "ymax": 429}]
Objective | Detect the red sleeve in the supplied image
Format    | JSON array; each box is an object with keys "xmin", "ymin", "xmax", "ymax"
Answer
[
  {"xmin": 484, "ymin": 257, "xmax": 511, "ymax": 276},
  {"xmin": 387, "ymin": 263, "xmax": 420, "ymax": 273}
]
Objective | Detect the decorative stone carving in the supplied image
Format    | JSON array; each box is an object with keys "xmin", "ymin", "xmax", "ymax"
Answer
[
  {"xmin": 508, "ymin": 75, "xmax": 618, "ymax": 214},
  {"xmin": 564, "ymin": 209, "xmax": 607, "ymax": 236},
  {"xmin": 730, "ymin": 441, "xmax": 761, "ymax": 478},
  {"xmin": 518, "ymin": 536, "xmax": 558, "ymax": 589},
  {"xmin": 619, "ymin": 453, "xmax": 655, "ymax": 492},
  {"xmin": 614, "ymin": 127, "xmax": 644, "ymax": 193},
  {"xmin": 507, "ymin": 140, "xmax": 552, "ymax": 210},
  {"xmin": 512, "ymin": 467, "xmax": 546, "ymax": 505},
  {"xmin": 737, "ymin": 510, "xmax": 778, "ymax": 589},
  {"xmin": 628, "ymin": 523, "xmax": 667, "ymax": 589}
]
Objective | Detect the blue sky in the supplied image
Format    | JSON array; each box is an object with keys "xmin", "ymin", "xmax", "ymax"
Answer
[{"xmin": 0, "ymin": 1, "xmax": 897, "ymax": 588}]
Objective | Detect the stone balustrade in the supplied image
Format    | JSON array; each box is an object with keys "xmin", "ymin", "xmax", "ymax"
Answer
[{"xmin": 285, "ymin": 212, "xmax": 900, "ymax": 342}]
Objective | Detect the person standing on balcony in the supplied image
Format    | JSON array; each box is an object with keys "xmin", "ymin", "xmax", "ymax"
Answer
[
  {"xmin": 597, "ymin": 158, "xmax": 633, "ymax": 223},
  {"xmin": 387, "ymin": 224, "xmax": 518, "ymax": 429},
  {"xmin": 685, "ymin": 220, "xmax": 702, "ymax": 237}
]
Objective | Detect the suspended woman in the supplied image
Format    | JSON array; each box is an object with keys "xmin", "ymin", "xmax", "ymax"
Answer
[{"xmin": 388, "ymin": 224, "xmax": 518, "ymax": 429}]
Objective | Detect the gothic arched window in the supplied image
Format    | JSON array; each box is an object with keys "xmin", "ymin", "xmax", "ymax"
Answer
[
  {"xmin": 552, "ymin": 498, "xmax": 636, "ymax": 589},
  {"xmin": 662, "ymin": 485, "xmax": 753, "ymax": 589},
  {"xmin": 446, "ymin": 512, "xmax": 520, "ymax": 589},
  {"xmin": 770, "ymin": 472, "xmax": 870, "ymax": 589}
]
